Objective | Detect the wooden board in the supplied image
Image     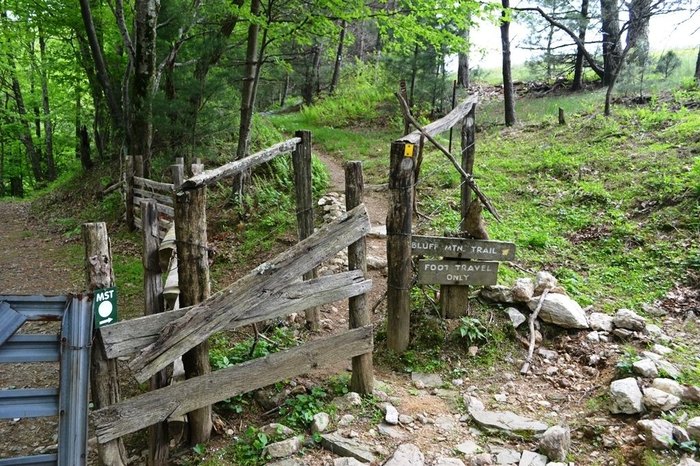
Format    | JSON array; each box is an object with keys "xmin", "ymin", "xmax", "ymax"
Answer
[
  {"xmin": 416, "ymin": 260, "xmax": 499, "ymax": 286},
  {"xmin": 92, "ymin": 326, "xmax": 373, "ymax": 443},
  {"xmin": 101, "ymin": 270, "xmax": 371, "ymax": 359},
  {"xmin": 411, "ymin": 235, "xmax": 515, "ymax": 261}
]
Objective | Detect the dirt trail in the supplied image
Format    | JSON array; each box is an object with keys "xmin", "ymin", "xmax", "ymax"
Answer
[{"xmin": 0, "ymin": 201, "xmax": 83, "ymax": 460}]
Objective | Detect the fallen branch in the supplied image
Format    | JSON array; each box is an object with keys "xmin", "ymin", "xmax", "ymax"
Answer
[
  {"xmin": 520, "ymin": 288, "xmax": 550, "ymax": 375},
  {"xmin": 395, "ymin": 92, "xmax": 501, "ymax": 222}
]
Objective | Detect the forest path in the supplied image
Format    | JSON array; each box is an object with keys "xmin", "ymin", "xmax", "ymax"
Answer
[{"xmin": 0, "ymin": 200, "xmax": 83, "ymax": 460}]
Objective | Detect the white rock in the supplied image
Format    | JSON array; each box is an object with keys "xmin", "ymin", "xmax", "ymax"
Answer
[
  {"xmin": 645, "ymin": 324, "xmax": 664, "ymax": 339},
  {"xmin": 588, "ymin": 312, "xmax": 614, "ymax": 332},
  {"xmin": 529, "ymin": 294, "xmax": 588, "ymax": 329},
  {"xmin": 505, "ymin": 307, "xmax": 527, "ymax": 328},
  {"xmin": 260, "ymin": 423, "xmax": 295, "ymax": 438},
  {"xmin": 655, "ymin": 359, "xmax": 681, "ymax": 379},
  {"xmin": 637, "ymin": 419, "xmax": 675, "ymax": 449},
  {"xmin": 472, "ymin": 453, "xmax": 495, "ymax": 465},
  {"xmin": 609, "ymin": 378, "xmax": 644, "ymax": 414},
  {"xmin": 334, "ymin": 458, "xmax": 365, "ymax": 466},
  {"xmin": 687, "ymin": 417, "xmax": 700, "ymax": 442},
  {"xmin": 587, "ymin": 331, "xmax": 600, "ymax": 343},
  {"xmin": 434, "ymin": 457, "xmax": 466, "ymax": 466},
  {"xmin": 535, "ymin": 271, "xmax": 558, "ymax": 294},
  {"xmin": 383, "ymin": 443, "xmax": 424, "ymax": 466},
  {"xmin": 651, "ymin": 378, "xmax": 684, "ymax": 397},
  {"xmin": 492, "ymin": 447, "xmax": 520, "ymax": 464},
  {"xmin": 455, "ymin": 439, "xmax": 481, "ymax": 455},
  {"xmin": 481, "ymin": 285, "xmax": 514, "ymax": 303},
  {"xmin": 643, "ymin": 387, "xmax": 681, "ymax": 411},
  {"xmin": 264, "ymin": 436, "xmax": 303, "ymax": 458},
  {"xmin": 540, "ymin": 425, "xmax": 570, "ymax": 462},
  {"xmin": 677, "ymin": 457, "xmax": 700, "ymax": 466},
  {"xmin": 520, "ymin": 450, "xmax": 548, "ymax": 466},
  {"xmin": 312, "ymin": 412, "xmax": 331, "ymax": 434},
  {"xmin": 382, "ymin": 403, "xmax": 399, "ymax": 425},
  {"xmin": 512, "ymin": 278, "xmax": 535, "ymax": 302},
  {"xmin": 652, "ymin": 344, "xmax": 673, "ymax": 355},
  {"xmin": 633, "ymin": 359, "xmax": 659, "ymax": 378},
  {"xmin": 613, "ymin": 309, "xmax": 646, "ymax": 331}
]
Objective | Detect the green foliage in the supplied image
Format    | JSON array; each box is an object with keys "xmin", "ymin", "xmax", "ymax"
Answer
[
  {"xmin": 456, "ymin": 317, "xmax": 489, "ymax": 345},
  {"xmin": 615, "ymin": 347, "xmax": 639, "ymax": 377},
  {"xmin": 656, "ymin": 51, "xmax": 682, "ymax": 79},
  {"xmin": 279, "ymin": 387, "xmax": 332, "ymax": 430},
  {"xmin": 223, "ymin": 426, "xmax": 273, "ymax": 466},
  {"xmin": 299, "ymin": 61, "xmax": 393, "ymax": 127}
]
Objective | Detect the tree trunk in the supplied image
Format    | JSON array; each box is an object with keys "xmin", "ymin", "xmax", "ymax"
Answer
[
  {"xmin": 11, "ymin": 74, "xmax": 44, "ymax": 181},
  {"xmin": 626, "ymin": 0, "xmax": 651, "ymax": 67},
  {"xmin": 600, "ymin": 0, "xmax": 621, "ymax": 85},
  {"xmin": 501, "ymin": 0, "xmax": 516, "ymax": 126},
  {"xmin": 280, "ymin": 73, "xmax": 290, "ymax": 107},
  {"xmin": 329, "ymin": 20, "xmax": 347, "ymax": 95},
  {"xmin": 572, "ymin": 0, "xmax": 589, "ymax": 90},
  {"xmin": 409, "ymin": 45, "xmax": 419, "ymax": 107},
  {"xmin": 131, "ymin": 0, "xmax": 160, "ymax": 177},
  {"xmin": 233, "ymin": 0, "xmax": 262, "ymax": 201},
  {"xmin": 78, "ymin": 0, "xmax": 124, "ymax": 138},
  {"xmin": 302, "ymin": 45, "xmax": 321, "ymax": 105},
  {"xmin": 39, "ymin": 32, "xmax": 55, "ymax": 180},
  {"xmin": 695, "ymin": 46, "xmax": 700, "ymax": 84},
  {"xmin": 80, "ymin": 125, "xmax": 94, "ymax": 170}
]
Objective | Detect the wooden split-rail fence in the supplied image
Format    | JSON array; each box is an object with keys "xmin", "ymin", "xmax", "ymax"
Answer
[{"xmin": 91, "ymin": 133, "xmax": 374, "ymax": 462}]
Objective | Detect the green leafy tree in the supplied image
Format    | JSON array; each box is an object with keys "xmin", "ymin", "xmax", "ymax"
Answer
[{"xmin": 655, "ymin": 50, "xmax": 681, "ymax": 79}]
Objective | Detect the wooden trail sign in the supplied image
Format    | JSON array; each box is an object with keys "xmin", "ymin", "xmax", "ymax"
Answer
[
  {"xmin": 412, "ymin": 235, "xmax": 515, "ymax": 261},
  {"xmin": 417, "ymin": 260, "xmax": 499, "ymax": 286}
]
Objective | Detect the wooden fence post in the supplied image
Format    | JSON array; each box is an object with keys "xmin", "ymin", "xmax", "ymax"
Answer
[
  {"xmin": 171, "ymin": 158, "xmax": 184, "ymax": 189},
  {"xmin": 441, "ymin": 104, "xmax": 477, "ymax": 318},
  {"xmin": 125, "ymin": 156, "xmax": 135, "ymax": 232},
  {"xmin": 292, "ymin": 130, "xmax": 320, "ymax": 331},
  {"xmin": 345, "ymin": 161, "xmax": 373, "ymax": 394},
  {"xmin": 82, "ymin": 222, "xmax": 128, "ymax": 466},
  {"xmin": 134, "ymin": 155, "xmax": 144, "ymax": 178},
  {"xmin": 174, "ymin": 186, "xmax": 212, "ymax": 444},
  {"xmin": 387, "ymin": 141, "xmax": 415, "ymax": 353},
  {"xmin": 142, "ymin": 200, "xmax": 169, "ymax": 465}
]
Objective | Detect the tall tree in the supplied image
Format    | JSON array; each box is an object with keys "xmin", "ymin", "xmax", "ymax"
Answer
[
  {"xmin": 329, "ymin": 19, "xmax": 347, "ymax": 94},
  {"xmin": 38, "ymin": 31, "xmax": 55, "ymax": 180},
  {"xmin": 501, "ymin": 0, "xmax": 516, "ymax": 126},
  {"xmin": 131, "ymin": 0, "xmax": 160, "ymax": 176},
  {"xmin": 571, "ymin": 0, "xmax": 589, "ymax": 90}
]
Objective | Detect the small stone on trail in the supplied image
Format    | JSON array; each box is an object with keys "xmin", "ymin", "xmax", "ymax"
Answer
[
  {"xmin": 505, "ymin": 307, "xmax": 527, "ymax": 328},
  {"xmin": 382, "ymin": 403, "xmax": 399, "ymax": 425},
  {"xmin": 268, "ymin": 459, "xmax": 303, "ymax": 466},
  {"xmin": 312, "ymin": 412, "xmax": 330, "ymax": 434},
  {"xmin": 334, "ymin": 458, "xmax": 365, "ymax": 466},
  {"xmin": 435, "ymin": 457, "xmax": 466, "ymax": 466},
  {"xmin": 677, "ymin": 457, "xmax": 700, "ymax": 466},
  {"xmin": 633, "ymin": 359, "xmax": 659, "ymax": 378},
  {"xmin": 260, "ymin": 423, "xmax": 295, "ymax": 438},
  {"xmin": 588, "ymin": 312, "xmax": 614, "ymax": 332},
  {"xmin": 540, "ymin": 425, "xmax": 570, "ymax": 462},
  {"xmin": 687, "ymin": 417, "xmax": 700, "ymax": 442},
  {"xmin": 673, "ymin": 426, "xmax": 691, "ymax": 444},
  {"xmin": 637, "ymin": 419, "xmax": 675, "ymax": 449},
  {"xmin": 338, "ymin": 414, "xmax": 355, "ymax": 427},
  {"xmin": 512, "ymin": 278, "xmax": 535, "ymax": 302},
  {"xmin": 399, "ymin": 414, "xmax": 414, "ymax": 424},
  {"xmin": 534, "ymin": 271, "xmax": 558, "ymax": 294},
  {"xmin": 494, "ymin": 393, "xmax": 508, "ymax": 403},
  {"xmin": 377, "ymin": 422, "xmax": 407, "ymax": 440},
  {"xmin": 651, "ymin": 378, "xmax": 684, "ymax": 397},
  {"xmin": 642, "ymin": 302, "xmax": 667, "ymax": 317},
  {"xmin": 383, "ymin": 443, "xmax": 424, "ymax": 466},
  {"xmin": 519, "ymin": 450, "xmax": 548, "ymax": 466},
  {"xmin": 320, "ymin": 433, "xmax": 376, "ymax": 463},
  {"xmin": 472, "ymin": 452, "xmax": 495, "ymax": 465},
  {"xmin": 469, "ymin": 346, "xmax": 480, "ymax": 356},
  {"xmin": 613, "ymin": 309, "xmax": 646, "ymax": 331},
  {"xmin": 654, "ymin": 359, "xmax": 681, "ymax": 379},
  {"xmin": 586, "ymin": 331, "xmax": 600, "ymax": 343},
  {"xmin": 652, "ymin": 343, "xmax": 673, "ymax": 355},
  {"xmin": 609, "ymin": 377, "xmax": 644, "ymax": 414},
  {"xmin": 491, "ymin": 446, "xmax": 520, "ymax": 464},
  {"xmin": 468, "ymin": 405, "xmax": 548, "ymax": 434},
  {"xmin": 480, "ymin": 285, "xmax": 514, "ymax": 303},
  {"xmin": 411, "ymin": 372, "xmax": 443, "ymax": 388},
  {"xmin": 455, "ymin": 439, "xmax": 481, "ymax": 455},
  {"xmin": 643, "ymin": 387, "xmax": 681, "ymax": 411},
  {"xmin": 264, "ymin": 436, "xmax": 303, "ymax": 459}
]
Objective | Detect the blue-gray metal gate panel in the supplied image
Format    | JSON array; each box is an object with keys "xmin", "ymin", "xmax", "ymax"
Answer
[
  {"xmin": 0, "ymin": 453, "xmax": 58, "ymax": 465},
  {"xmin": 0, "ymin": 334, "xmax": 61, "ymax": 363},
  {"xmin": 0, "ymin": 388, "xmax": 59, "ymax": 418},
  {"xmin": 0, "ymin": 295, "xmax": 90, "ymax": 466}
]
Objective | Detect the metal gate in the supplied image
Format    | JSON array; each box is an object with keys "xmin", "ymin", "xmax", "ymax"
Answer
[{"xmin": 0, "ymin": 295, "xmax": 92, "ymax": 466}]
